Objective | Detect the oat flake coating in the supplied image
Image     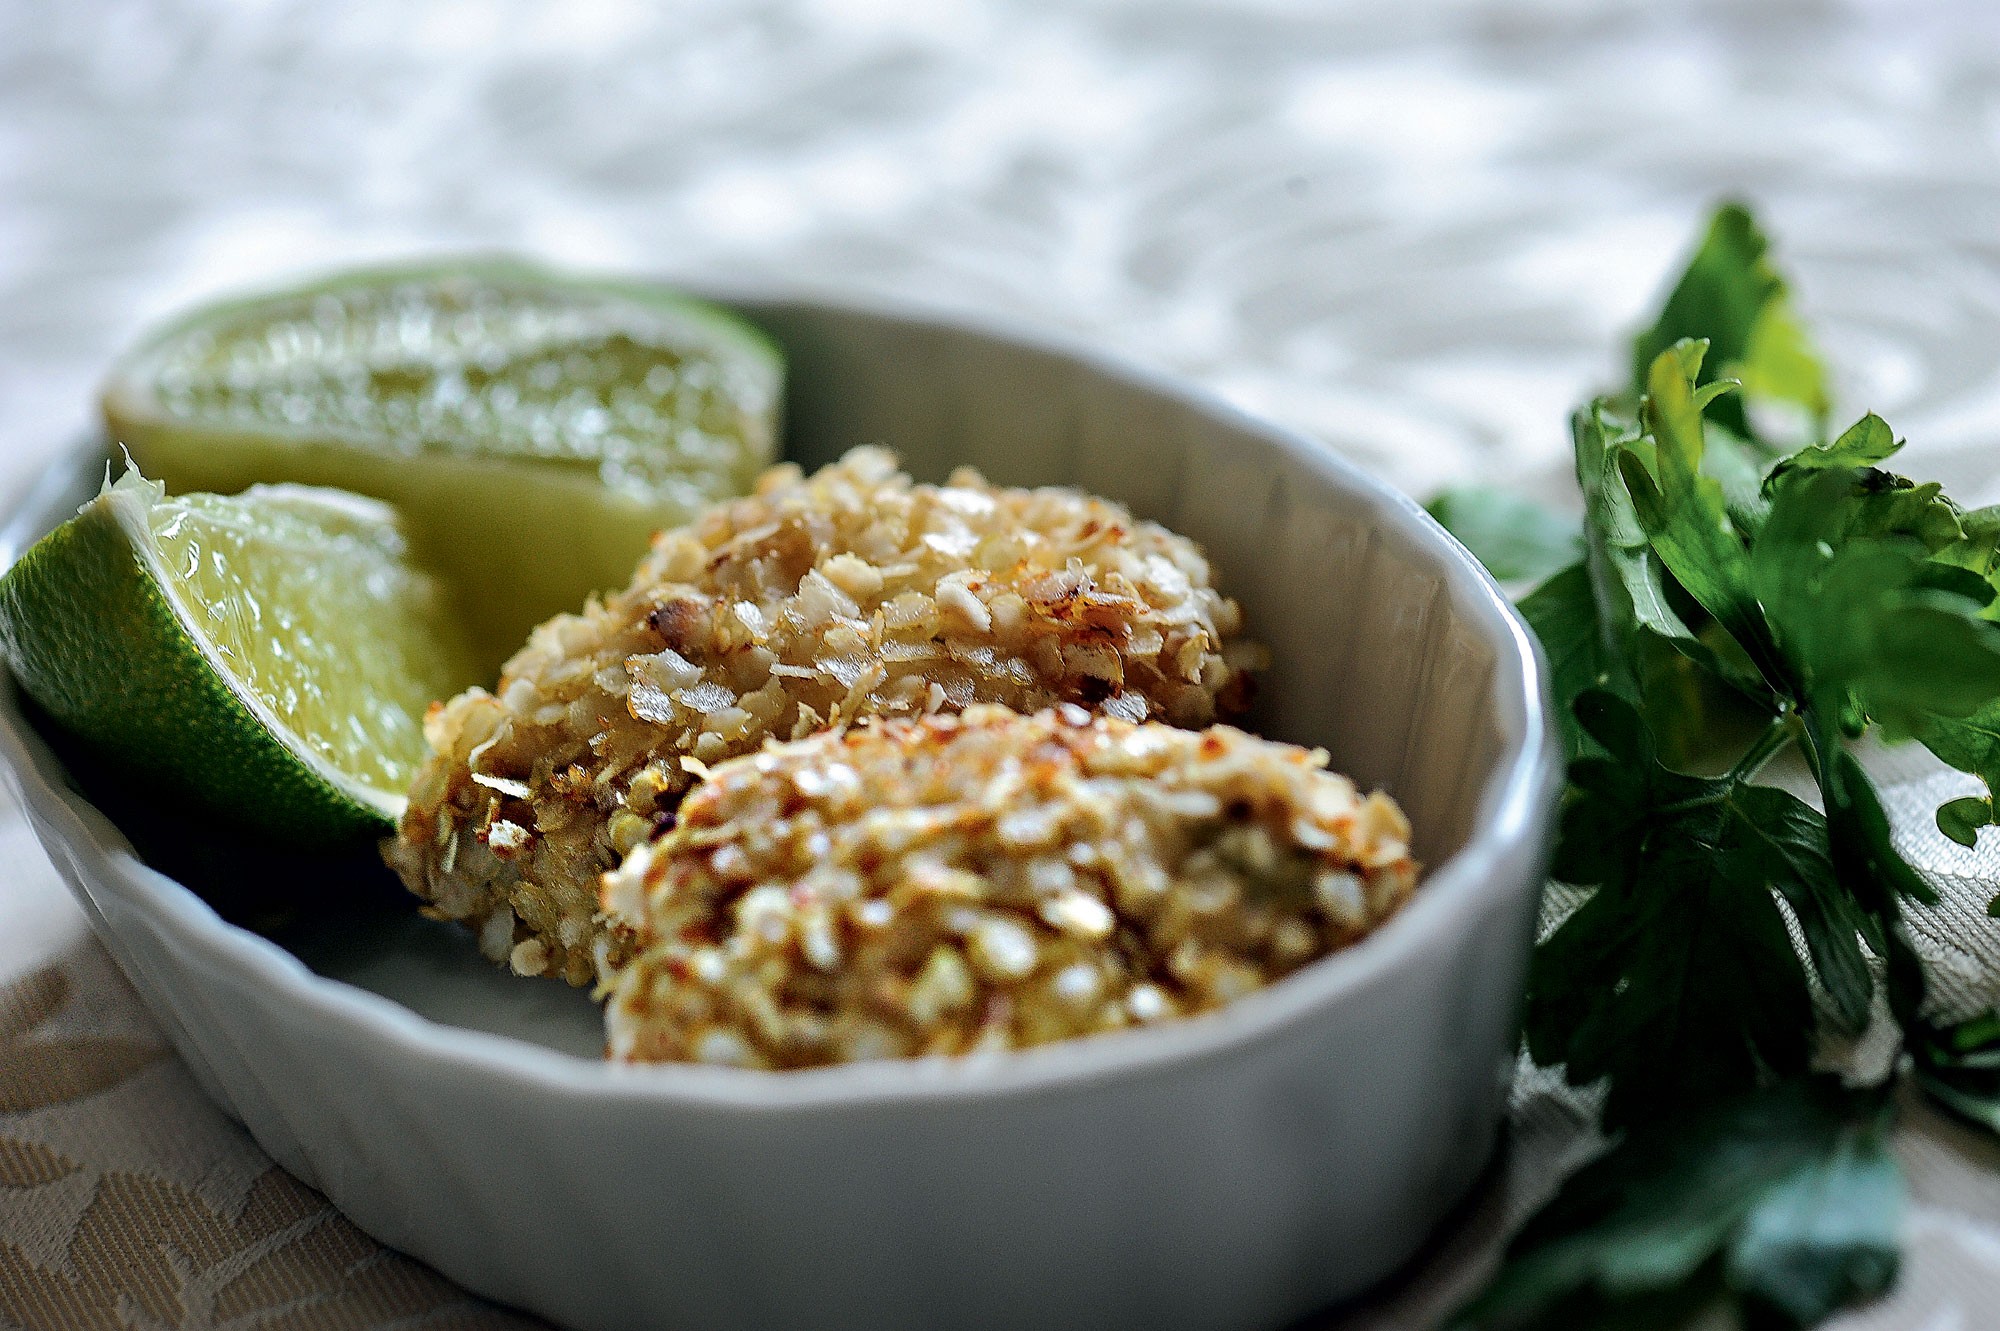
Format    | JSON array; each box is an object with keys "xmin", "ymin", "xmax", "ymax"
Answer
[
  {"xmin": 386, "ymin": 448, "xmax": 1263, "ymax": 986},
  {"xmin": 601, "ymin": 705, "xmax": 1419, "ymax": 1068}
]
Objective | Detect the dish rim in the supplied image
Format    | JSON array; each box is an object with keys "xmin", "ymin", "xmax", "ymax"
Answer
[{"xmin": 0, "ymin": 287, "xmax": 1560, "ymax": 1113}]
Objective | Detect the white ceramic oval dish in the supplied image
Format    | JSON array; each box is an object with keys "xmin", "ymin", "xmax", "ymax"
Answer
[{"xmin": 0, "ymin": 295, "xmax": 1559, "ymax": 1331}]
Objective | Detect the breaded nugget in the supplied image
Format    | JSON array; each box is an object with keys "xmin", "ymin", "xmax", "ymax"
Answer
[
  {"xmin": 601, "ymin": 705, "xmax": 1419, "ymax": 1068},
  {"xmin": 387, "ymin": 448, "xmax": 1263, "ymax": 985}
]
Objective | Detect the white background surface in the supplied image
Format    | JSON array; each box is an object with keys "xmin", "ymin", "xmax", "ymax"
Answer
[{"xmin": 5, "ymin": 1, "xmax": 2000, "ymax": 1327}]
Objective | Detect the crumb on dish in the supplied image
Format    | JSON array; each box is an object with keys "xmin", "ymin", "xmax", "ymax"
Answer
[
  {"xmin": 600, "ymin": 704, "xmax": 1419, "ymax": 1069},
  {"xmin": 385, "ymin": 447, "xmax": 1265, "ymax": 986}
]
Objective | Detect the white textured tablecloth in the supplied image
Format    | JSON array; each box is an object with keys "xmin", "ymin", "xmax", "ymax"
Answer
[{"xmin": 4, "ymin": 2, "xmax": 2000, "ymax": 1326}]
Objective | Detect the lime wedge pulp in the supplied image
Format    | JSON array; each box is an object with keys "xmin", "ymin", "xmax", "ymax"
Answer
[
  {"xmin": 102, "ymin": 261, "xmax": 783, "ymax": 670},
  {"xmin": 0, "ymin": 470, "xmax": 478, "ymax": 845}
]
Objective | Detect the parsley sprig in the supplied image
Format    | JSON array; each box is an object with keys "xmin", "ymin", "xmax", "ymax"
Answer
[{"xmin": 1437, "ymin": 204, "xmax": 2000, "ymax": 1330}]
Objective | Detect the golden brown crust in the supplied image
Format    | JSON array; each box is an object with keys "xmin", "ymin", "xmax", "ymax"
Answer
[
  {"xmin": 385, "ymin": 447, "xmax": 1263, "ymax": 986},
  {"xmin": 601, "ymin": 705, "xmax": 1419, "ymax": 1068}
]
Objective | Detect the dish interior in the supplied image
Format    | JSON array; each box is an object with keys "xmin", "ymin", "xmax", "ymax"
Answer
[{"xmin": 11, "ymin": 298, "xmax": 1511, "ymax": 1063}]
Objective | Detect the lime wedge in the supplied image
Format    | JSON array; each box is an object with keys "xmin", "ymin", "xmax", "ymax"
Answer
[
  {"xmin": 102, "ymin": 261, "xmax": 783, "ymax": 669},
  {"xmin": 0, "ymin": 470, "xmax": 478, "ymax": 845}
]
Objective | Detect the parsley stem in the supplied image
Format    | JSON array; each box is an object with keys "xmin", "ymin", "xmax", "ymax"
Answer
[
  {"xmin": 1647, "ymin": 714, "xmax": 1800, "ymax": 816},
  {"xmin": 1725, "ymin": 712, "xmax": 1800, "ymax": 786},
  {"xmin": 1648, "ymin": 711, "xmax": 1808, "ymax": 815}
]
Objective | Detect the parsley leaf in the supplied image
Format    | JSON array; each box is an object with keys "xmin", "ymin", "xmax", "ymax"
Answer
[
  {"xmin": 1572, "ymin": 401, "xmax": 1709, "ymax": 661},
  {"xmin": 1517, "ymin": 562, "xmax": 1626, "ymax": 758},
  {"xmin": 1916, "ymin": 702, "xmax": 2000, "ymax": 845},
  {"xmin": 1754, "ymin": 465, "xmax": 2000, "ymax": 743},
  {"xmin": 1618, "ymin": 342, "xmax": 1773, "ymax": 674},
  {"xmin": 1517, "ymin": 565, "xmax": 1600, "ymax": 736},
  {"xmin": 1632, "ymin": 201, "xmax": 1830, "ymax": 445},
  {"xmin": 1940, "ymin": 503, "xmax": 2000, "ymax": 577},
  {"xmin": 1911, "ymin": 1011, "xmax": 2000, "ymax": 1135},
  {"xmin": 1427, "ymin": 487, "xmax": 1582, "ymax": 584},
  {"xmin": 1768, "ymin": 411, "xmax": 1900, "ymax": 476},
  {"xmin": 1714, "ymin": 783, "xmax": 1877, "ymax": 1035},
  {"xmin": 1571, "ymin": 395, "xmax": 1770, "ymax": 765},
  {"xmin": 1459, "ymin": 201, "xmax": 2000, "ymax": 1331},
  {"xmin": 1525, "ymin": 693, "xmax": 1816, "ymax": 1127},
  {"xmin": 1450, "ymin": 1079, "xmax": 1900, "ymax": 1331}
]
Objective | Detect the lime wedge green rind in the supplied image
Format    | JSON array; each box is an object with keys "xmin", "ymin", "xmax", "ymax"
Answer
[
  {"xmin": 0, "ymin": 471, "xmax": 476, "ymax": 847},
  {"xmin": 102, "ymin": 259, "xmax": 784, "ymax": 670},
  {"xmin": 104, "ymin": 257, "xmax": 782, "ymax": 490}
]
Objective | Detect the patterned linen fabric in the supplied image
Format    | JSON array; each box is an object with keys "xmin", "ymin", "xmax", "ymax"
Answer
[{"xmin": 4, "ymin": 1, "xmax": 2000, "ymax": 1326}]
